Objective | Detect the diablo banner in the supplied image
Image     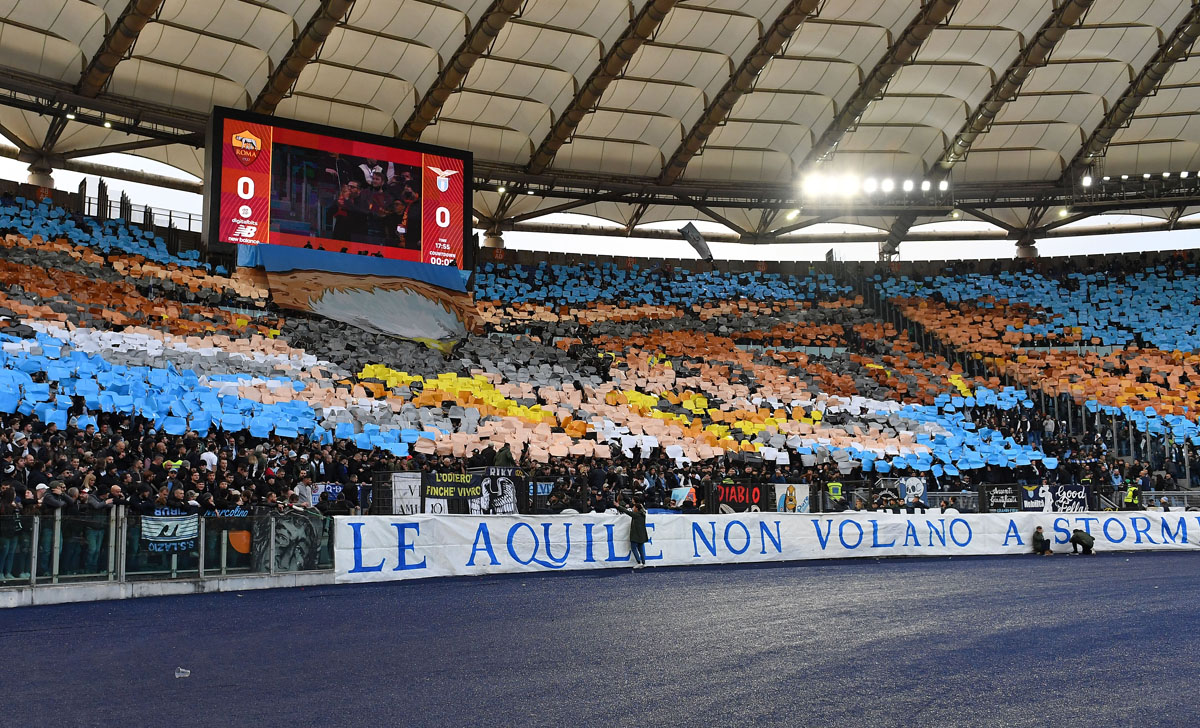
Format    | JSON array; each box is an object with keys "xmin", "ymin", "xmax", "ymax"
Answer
[
  {"xmin": 334, "ymin": 511, "xmax": 1200, "ymax": 584},
  {"xmin": 715, "ymin": 482, "xmax": 772, "ymax": 512}
]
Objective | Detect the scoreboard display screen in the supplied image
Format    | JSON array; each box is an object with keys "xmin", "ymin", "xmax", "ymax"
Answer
[{"xmin": 205, "ymin": 107, "xmax": 472, "ymax": 267}]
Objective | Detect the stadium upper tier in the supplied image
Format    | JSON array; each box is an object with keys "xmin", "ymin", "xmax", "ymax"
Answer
[
  {"xmin": 474, "ymin": 262, "xmax": 854, "ymax": 306},
  {"xmin": 5, "ymin": 0, "xmax": 1200, "ymax": 246},
  {"xmin": 876, "ymin": 265, "xmax": 1200, "ymax": 351},
  {"xmin": 0, "ymin": 195, "xmax": 1194, "ymax": 482}
]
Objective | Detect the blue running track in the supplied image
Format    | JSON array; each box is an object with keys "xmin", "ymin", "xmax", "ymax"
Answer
[{"xmin": 1, "ymin": 553, "xmax": 1197, "ymax": 727}]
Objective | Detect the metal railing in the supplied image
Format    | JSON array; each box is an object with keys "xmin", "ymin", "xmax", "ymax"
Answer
[
  {"xmin": 82, "ymin": 195, "xmax": 203, "ymax": 233},
  {"xmin": 0, "ymin": 506, "xmax": 335, "ymax": 589}
]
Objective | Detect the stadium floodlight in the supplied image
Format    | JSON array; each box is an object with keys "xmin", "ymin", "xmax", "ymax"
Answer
[
  {"xmin": 1059, "ymin": 208, "xmax": 1069, "ymax": 218},
  {"xmin": 1102, "ymin": 176, "xmax": 1110, "ymax": 182},
  {"xmin": 938, "ymin": 179, "xmax": 949, "ymax": 191},
  {"xmin": 65, "ymin": 112, "xmax": 75, "ymax": 120},
  {"xmin": 497, "ymin": 186, "xmax": 506, "ymax": 193},
  {"xmin": 1082, "ymin": 175, "xmax": 1093, "ymax": 187},
  {"xmin": 525, "ymin": 189, "xmax": 535, "ymax": 195},
  {"xmin": 1164, "ymin": 172, "xmax": 1171, "ymax": 178},
  {"xmin": 786, "ymin": 209, "xmax": 800, "ymax": 220},
  {"xmin": 838, "ymin": 175, "xmax": 859, "ymax": 197},
  {"xmin": 881, "ymin": 178, "xmax": 895, "ymax": 192},
  {"xmin": 863, "ymin": 177, "xmax": 878, "ymax": 193},
  {"xmin": 950, "ymin": 210, "xmax": 960, "ymax": 219},
  {"xmin": 1143, "ymin": 173, "xmax": 1151, "ymax": 179},
  {"xmin": 902, "ymin": 179, "xmax": 914, "ymax": 192},
  {"xmin": 920, "ymin": 180, "xmax": 931, "ymax": 192},
  {"xmin": 103, "ymin": 120, "xmax": 112, "ymax": 128},
  {"xmin": 1121, "ymin": 175, "xmax": 1129, "ymax": 180},
  {"xmin": 802, "ymin": 174, "xmax": 824, "ymax": 197},
  {"xmin": 1183, "ymin": 171, "xmax": 1191, "ymax": 179}
]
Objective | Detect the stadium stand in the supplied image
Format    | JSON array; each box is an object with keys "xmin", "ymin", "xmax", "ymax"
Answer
[{"xmin": 0, "ymin": 192, "xmax": 1193, "ymax": 583}]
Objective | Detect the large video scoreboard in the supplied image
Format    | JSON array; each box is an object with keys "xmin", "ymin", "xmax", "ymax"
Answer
[{"xmin": 204, "ymin": 107, "xmax": 472, "ymax": 268}]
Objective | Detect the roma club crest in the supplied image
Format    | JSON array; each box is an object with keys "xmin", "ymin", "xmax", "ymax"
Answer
[
  {"xmin": 231, "ymin": 130, "xmax": 262, "ymax": 166},
  {"xmin": 429, "ymin": 166, "xmax": 459, "ymax": 192}
]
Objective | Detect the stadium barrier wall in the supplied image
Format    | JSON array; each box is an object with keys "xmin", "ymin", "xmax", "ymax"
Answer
[{"xmin": 334, "ymin": 511, "xmax": 1200, "ymax": 583}]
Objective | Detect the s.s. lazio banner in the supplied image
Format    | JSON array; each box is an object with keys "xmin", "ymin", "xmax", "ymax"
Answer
[{"xmin": 333, "ymin": 511, "xmax": 1200, "ymax": 584}]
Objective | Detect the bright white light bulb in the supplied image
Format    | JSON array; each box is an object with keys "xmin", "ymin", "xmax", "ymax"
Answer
[
  {"xmin": 881, "ymin": 178, "xmax": 895, "ymax": 192},
  {"xmin": 863, "ymin": 178, "xmax": 878, "ymax": 193},
  {"xmin": 902, "ymin": 179, "xmax": 914, "ymax": 192},
  {"xmin": 802, "ymin": 174, "xmax": 824, "ymax": 197}
]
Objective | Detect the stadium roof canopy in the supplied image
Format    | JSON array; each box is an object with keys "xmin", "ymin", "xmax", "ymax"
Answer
[{"xmin": 3, "ymin": 0, "xmax": 1200, "ymax": 254}]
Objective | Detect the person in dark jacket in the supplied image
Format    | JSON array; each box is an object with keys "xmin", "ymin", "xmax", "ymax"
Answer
[
  {"xmin": 615, "ymin": 496, "xmax": 649, "ymax": 569},
  {"xmin": 0, "ymin": 488, "xmax": 18, "ymax": 580},
  {"xmin": 81, "ymin": 486, "xmax": 114, "ymax": 573},
  {"xmin": 1031, "ymin": 526, "xmax": 1053, "ymax": 555},
  {"xmin": 493, "ymin": 443, "xmax": 515, "ymax": 467},
  {"xmin": 1069, "ymin": 528, "xmax": 1095, "ymax": 555},
  {"xmin": 38, "ymin": 481, "xmax": 71, "ymax": 573}
]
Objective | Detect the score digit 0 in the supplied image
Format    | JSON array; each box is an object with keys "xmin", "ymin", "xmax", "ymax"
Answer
[
  {"xmin": 435, "ymin": 206, "xmax": 450, "ymax": 228},
  {"xmin": 237, "ymin": 177, "xmax": 254, "ymax": 200}
]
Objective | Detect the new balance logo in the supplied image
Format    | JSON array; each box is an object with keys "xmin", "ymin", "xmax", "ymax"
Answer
[{"xmin": 232, "ymin": 224, "xmax": 258, "ymax": 238}]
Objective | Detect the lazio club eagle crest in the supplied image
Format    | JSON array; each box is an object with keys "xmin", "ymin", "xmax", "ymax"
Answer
[
  {"xmin": 231, "ymin": 130, "xmax": 262, "ymax": 166},
  {"xmin": 429, "ymin": 166, "xmax": 459, "ymax": 192}
]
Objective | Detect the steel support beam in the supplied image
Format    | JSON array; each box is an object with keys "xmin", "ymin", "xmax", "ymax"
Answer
[
  {"xmin": 939, "ymin": 0, "xmax": 1093, "ymax": 170},
  {"xmin": 78, "ymin": 0, "xmax": 165, "ymax": 99},
  {"xmin": 625, "ymin": 201, "xmax": 651, "ymax": 235},
  {"xmin": 879, "ymin": 212, "xmax": 917, "ymax": 259},
  {"xmin": 527, "ymin": 0, "xmax": 676, "ymax": 175},
  {"xmin": 0, "ymin": 118, "xmax": 33, "ymax": 153},
  {"xmin": 1168, "ymin": 203, "xmax": 1188, "ymax": 230},
  {"xmin": 1065, "ymin": 1, "xmax": 1200, "ymax": 178},
  {"xmin": 676, "ymin": 195, "xmax": 748, "ymax": 236},
  {"xmin": 507, "ymin": 215, "xmax": 1200, "ymax": 244},
  {"xmin": 800, "ymin": 0, "xmax": 960, "ymax": 169},
  {"xmin": 399, "ymin": 0, "xmax": 523, "ymax": 141},
  {"xmin": 0, "ymin": 145, "xmax": 200, "ymax": 193},
  {"xmin": 0, "ymin": 69, "xmax": 207, "ymax": 135},
  {"xmin": 1016, "ymin": 203, "xmax": 1048, "ymax": 248},
  {"xmin": 957, "ymin": 206, "xmax": 1019, "ymax": 234},
  {"xmin": 252, "ymin": 0, "xmax": 357, "ymax": 115},
  {"xmin": 1035, "ymin": 210, "xmax": 1094, "ymax": 234},
  {"xmin": 659, "ymin": 0, "xmax": 821, "ymax": 185},
  {"xmin": 59, "ymin": 135, "xmax": 199, "ymax": 160},
  {"xmin": 37, "ymin": 0, "xmax": 168, "ymax": 156},
  {"xmin": 766, "ymin": 214, "xmax": 835, "ymax": 238},
  {"xmin": 505, "ymin": 195, "xmax": 610, "ymax": 225}
]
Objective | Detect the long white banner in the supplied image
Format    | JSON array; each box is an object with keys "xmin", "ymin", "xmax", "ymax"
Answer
[{"xmin": 333, "ymin": 511, "xmax": 1200, "ymax": 584}]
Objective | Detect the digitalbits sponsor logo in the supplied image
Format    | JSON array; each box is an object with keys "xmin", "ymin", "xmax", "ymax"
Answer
[{"xmin": 238, "ymin": 205, "xmax": 253, "ymax": 218}]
